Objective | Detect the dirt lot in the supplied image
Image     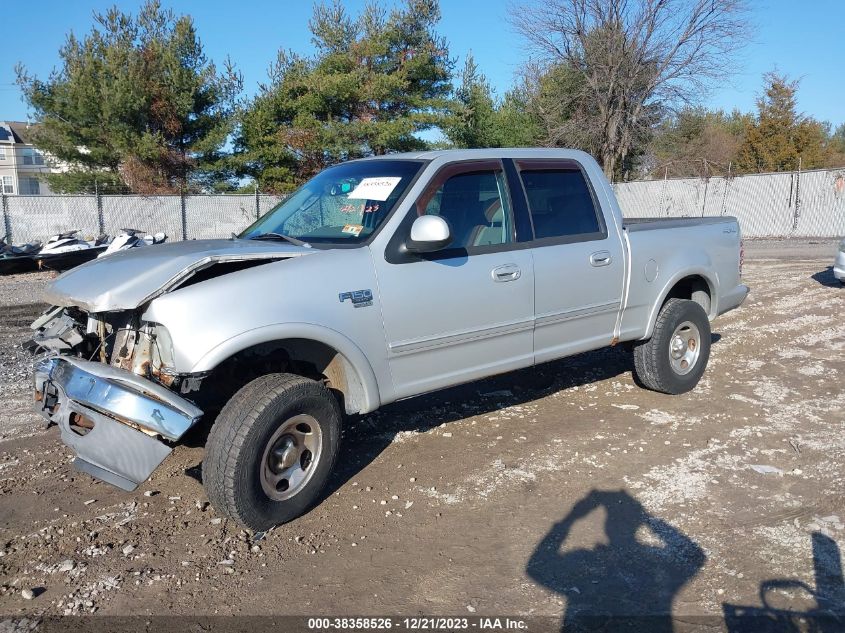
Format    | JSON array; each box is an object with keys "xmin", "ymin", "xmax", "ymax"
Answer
[{"xmin": 0, "ymin": 241, "xmax": 843, "ymax": 630}]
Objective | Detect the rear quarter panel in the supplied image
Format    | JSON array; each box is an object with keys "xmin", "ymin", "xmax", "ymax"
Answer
[{"xmin": 619, "ymin": 219, "xmax": 743, "ymax": 341}]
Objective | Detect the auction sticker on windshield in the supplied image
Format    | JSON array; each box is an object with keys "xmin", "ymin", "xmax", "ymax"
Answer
[
  {"xmin": 348, "ymin": 177, "xmax": 402, "ymax": 201},
  {"xmin": 342, "ymin": 224, "xmax": 364, "ymax": 236}
]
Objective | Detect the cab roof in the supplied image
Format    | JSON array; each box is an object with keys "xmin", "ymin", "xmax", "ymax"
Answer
[{"xmin": 356, "ymin": 148, "xmax": 594, "ymax": 162}]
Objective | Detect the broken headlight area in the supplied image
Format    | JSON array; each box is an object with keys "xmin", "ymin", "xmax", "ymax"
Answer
[
  {"xmin": 24, "ymin": 306, "xmax": 99, "ymax": 357},
  {"xmin": 25, "ymin": 306, "xmax": 205, "ymax": 395}
]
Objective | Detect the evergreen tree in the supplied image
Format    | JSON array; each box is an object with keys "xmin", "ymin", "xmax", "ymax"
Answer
[
  {"xmin": 235, "ymin": 0, "xmax": 453, "ymax": 192},
  {"xmin": 736, "ymin": 73, "xmax": 828, "ymax": 173},
  {"xmin": 445, "ymin": 54, "xmax": 499, "ymax": 148},
  {"xmin": 16, "ymin": 1, "xmax": 242, "ymax": 193}
]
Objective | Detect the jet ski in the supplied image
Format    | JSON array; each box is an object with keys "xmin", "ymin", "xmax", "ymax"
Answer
[
  {"xmin": 0, "ymin": 237, "xmax": 42, "ymax": 274},
  {"xmin": 98, "ymin": 228, "xmax": 167, "ymax": 258},
  {"xmin": 34, "ymin": 231, "xmax": 110, "ymax": 271}
]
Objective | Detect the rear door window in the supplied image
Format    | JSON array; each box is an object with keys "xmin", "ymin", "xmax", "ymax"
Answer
[{"xmin": 518, "ymin": 166, "xmax": 605, "ymax": 242}]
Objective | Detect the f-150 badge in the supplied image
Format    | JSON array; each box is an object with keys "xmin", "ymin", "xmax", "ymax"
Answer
[{"xmin": 339, "ymin": 289, "xmax": 373, "ymax": 308}]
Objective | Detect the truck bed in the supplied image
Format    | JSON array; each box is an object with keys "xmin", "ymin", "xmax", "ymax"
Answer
[
  {"xmin": 617, "ymin": 213, "xmax": 744, "ymax": 343},
  {"xmin": 623, "ymin": 216, "xmax": 737, "ymax": 232}
]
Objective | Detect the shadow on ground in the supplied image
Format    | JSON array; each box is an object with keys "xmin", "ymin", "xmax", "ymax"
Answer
[
  {"xmin": 724, "ymin": 531, "xmax": 845, "ymax": 633},
  {"xmin": 186, "ymin": 329, "xmax": 722, "ymax": 507},
  {"xmin": 526, "ymin": 489, "xmax": 705, "ymax": 632},
  {"xmin": 323, "ymin": 344, "xmax": 634, "ymax": 500},
  {"xmin": 811, "ymin": 267, "xmax": 842, "ymax": 288}
]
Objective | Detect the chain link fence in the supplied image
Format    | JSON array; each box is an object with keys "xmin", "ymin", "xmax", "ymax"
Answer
[
  {"xmin": 0, "ymin": 192, "xmax": 287, "ymax": 244},
  {"xmin": 2, "ymin": 167, "xmax": 844, "ymax": 244},
  {"xmin": 613, "ymin": 166, "xmax": 845, "ymax": 238}
]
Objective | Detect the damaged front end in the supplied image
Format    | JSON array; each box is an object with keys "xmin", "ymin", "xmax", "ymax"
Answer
[
  {"xmin": 24, "ymin": 238, "xmax": 311, "ymax": 492},
  {"xmin": 28, "ymin": 306, "xmax": 204, "ymax": 491}
]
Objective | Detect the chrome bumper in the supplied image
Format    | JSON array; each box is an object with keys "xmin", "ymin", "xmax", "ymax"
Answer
[{"xmin": 34, "ymin": 357, "xmax": 203, "ymax": 491}]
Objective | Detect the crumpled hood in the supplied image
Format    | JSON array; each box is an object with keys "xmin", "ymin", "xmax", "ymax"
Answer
[{"xmin": 43, "ymin": 238, "xmax": 314, "ymax": 312}]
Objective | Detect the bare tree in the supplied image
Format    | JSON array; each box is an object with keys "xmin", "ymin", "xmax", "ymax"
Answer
[{"xmin": 509, "ymin": 0, "xmax": 750, "ymax": 179}]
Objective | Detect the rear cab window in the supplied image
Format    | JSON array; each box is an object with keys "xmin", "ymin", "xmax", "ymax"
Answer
[{"xmin": 515, "ymin": 160, "xmax": 606, "ymax": 243}]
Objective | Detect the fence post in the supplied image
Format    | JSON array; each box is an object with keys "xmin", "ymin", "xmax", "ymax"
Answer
[
  {"xmin": 792, "ymin": 157, "xmax": 802, "ymax": 232},
  {"xmin": 1, "ymin": 190, "xmax": 10, "ymax": 243},
  {"xmin": 254, "ymin": 186, "xmax": 260, "ymax": 221},
  {"xmin": 95, "ymin": 181, "xmax": 105, "ymax": 236},
  {"xmin": 180, "ymin": 187, "xmax": 188, "ymax": 241},
  {"xmin": 720, "ymin": 162, "xmax": 731, "ymax": 216}
]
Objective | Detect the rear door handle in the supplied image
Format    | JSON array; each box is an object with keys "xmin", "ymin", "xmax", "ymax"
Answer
[
  {"xmin": 590, "ymin": 251, "xmax": 612, "ymax": 267},
  {"xmin": 492, "ymin": 264, "xmax": 521, "ymax": 282}
]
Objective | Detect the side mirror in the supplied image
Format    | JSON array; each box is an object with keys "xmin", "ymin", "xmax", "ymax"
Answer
[{"xmin": 406, "ymin": 215, "xmax": 451, "ymax": 253}]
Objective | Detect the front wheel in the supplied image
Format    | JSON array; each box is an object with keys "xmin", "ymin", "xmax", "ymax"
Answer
[
  {"xmin": 633, "ymin": 299, "xmax": 711, "ymax": 395},
  {"xmin": 203, "ymin": 373, "xmax": 342, "ymax": 530}
]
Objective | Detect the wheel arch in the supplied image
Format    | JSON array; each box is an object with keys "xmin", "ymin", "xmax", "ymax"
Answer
[
  {"xmin": 644, "ymin": 270, "xmax": 716, "ymax": 340},
  {"xmin": 192, "ymin": 323, "xmax": 381, "ymax": 414}
]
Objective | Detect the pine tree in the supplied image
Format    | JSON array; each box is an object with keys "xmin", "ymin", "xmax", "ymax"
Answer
[
  {"xmin": 445, "ymin": 54, "xmax": 499, "ymax": 148},
  {"xmin": 16, "ymin": 1, "xmax": 242, "ymax": 193},
  {"xmin": 736, "ymin": 73, "xmax": 828, "ymax": 173},
  {"xmin": 234, "ymin": 0, "xmax": 453, "ymax": 192}
]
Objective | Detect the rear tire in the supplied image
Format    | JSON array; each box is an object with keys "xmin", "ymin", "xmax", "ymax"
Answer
[
  {"xmin": 203, "ymin": 373, "xmax": 342, "ymax": 530},
  {"xmin": 633, "ymin": 299, "xmax": 711, "ymax": 395}
]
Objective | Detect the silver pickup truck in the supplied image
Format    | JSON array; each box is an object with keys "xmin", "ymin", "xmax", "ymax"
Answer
[{"xmin": 28, "ymin": 149, "xmax": 748, "ymax": 529}]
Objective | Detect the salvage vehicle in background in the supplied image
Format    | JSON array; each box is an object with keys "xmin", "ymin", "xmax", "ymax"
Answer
[
  {"xmin": 834, "ymin": 238, "xmax": 845, "ymax": 285},
  {"xmin": 28, "ymin": 149, "xmax": 748, "ymax": 530}
]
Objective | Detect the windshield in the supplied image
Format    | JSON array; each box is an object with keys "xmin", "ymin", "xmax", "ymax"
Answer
[{"xmin": 240, "ymin": 160, "xmax": 424, "ymax": 244}]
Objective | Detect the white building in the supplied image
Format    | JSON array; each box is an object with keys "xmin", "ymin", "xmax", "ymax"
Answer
[{"xmin": 0, "ymin": 121, "xmax": 63, "ymax": 195}]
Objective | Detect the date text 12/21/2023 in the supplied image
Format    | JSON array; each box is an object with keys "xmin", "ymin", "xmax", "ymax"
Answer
[{"xmin": 306, "ymin": 617, "xmax": 528, "ymax": 630}]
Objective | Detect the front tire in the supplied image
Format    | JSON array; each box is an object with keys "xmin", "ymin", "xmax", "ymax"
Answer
[
  {"xmin": 203, "ymin": 373, "xmax": 342, "ymax": 530},
  {"xmin": 633, "ymin": 299, "xmax": 711, "ymax": 395}
]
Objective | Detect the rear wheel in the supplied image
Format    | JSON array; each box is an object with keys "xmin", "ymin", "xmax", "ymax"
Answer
[
  {"xmin": 633, "ymin": 299, "xmax": 711, "ymax": 395},
  {"xmin": 203, "ymin": 373, "xmax": 342, "ymax": 530}
]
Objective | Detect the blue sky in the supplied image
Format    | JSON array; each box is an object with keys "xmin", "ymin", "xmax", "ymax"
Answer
[{"xmin": 1, "ymin": 0, "xmax": 843, "ymax": 129}]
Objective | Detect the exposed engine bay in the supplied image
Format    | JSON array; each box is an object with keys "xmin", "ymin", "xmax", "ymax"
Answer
[
  {"xmin": 26, "ymin": 306, "xmax": 204, "ymax": 396},
  {"xmin": 28, "ymin": 306, "xmax": 207, "ymax": 492}
]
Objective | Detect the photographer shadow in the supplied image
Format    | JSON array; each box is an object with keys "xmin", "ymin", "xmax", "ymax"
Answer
[{"xmin": 526, "ymin": 489, "xmax": 706, "ymax": 632}]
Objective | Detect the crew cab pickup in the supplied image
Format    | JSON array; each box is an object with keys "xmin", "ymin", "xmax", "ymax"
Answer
[{"xmin": 29, "ymin": 149, "xmax": 748, "ymax": 529}]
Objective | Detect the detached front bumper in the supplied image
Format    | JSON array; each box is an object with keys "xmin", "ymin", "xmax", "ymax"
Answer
[{"xmin": 34, "ymin": 357, "xmax": 203, "ymax": 491}]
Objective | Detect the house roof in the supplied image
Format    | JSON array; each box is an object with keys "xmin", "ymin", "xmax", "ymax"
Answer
[{"xmin": 0, "ymin": 121, "xmax": 38, "ymax": 144}]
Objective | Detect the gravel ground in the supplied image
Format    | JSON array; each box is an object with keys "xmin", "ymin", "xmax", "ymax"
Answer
[{"xmin": 0, "ymin": 243, "xmax": 842, "ymax": 631}]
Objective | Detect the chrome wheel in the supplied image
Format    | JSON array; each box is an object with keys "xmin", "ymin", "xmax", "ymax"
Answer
[
  {"xmin": 259, "ymin": 414, "xmax": 323, "ymax": 501},
  {"xmin": 668, "ymin": 320, "xmax": 701, "ymax": 376}
]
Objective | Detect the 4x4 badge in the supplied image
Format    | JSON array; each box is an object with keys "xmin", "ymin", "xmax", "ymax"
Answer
[{"xmin": 339, "ymin": 289, "xmax": 373, "ymax": 308}]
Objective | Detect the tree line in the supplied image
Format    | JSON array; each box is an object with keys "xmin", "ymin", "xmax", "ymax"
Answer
[{"xmin": 16, "ymin": 0, "xmax": 845, "ymax": 194}]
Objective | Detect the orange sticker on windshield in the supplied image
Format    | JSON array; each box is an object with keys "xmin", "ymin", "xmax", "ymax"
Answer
[{"xmin": 342, "ymin": 224, "xmax": 363, "ymax": 236}]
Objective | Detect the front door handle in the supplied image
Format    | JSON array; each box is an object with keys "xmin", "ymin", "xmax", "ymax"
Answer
[
  {"xmin": 590, "ymin": 251, "xmax": 612, "ymax": 267},
  {"xmin": 492, "ymin": 264, "xmax": 521, "ymax": 282}
]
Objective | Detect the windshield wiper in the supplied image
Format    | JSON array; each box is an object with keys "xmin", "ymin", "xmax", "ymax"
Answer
[{"xmin": 248, "ymin": 232, "xmax": 311, "ymax": 248}]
